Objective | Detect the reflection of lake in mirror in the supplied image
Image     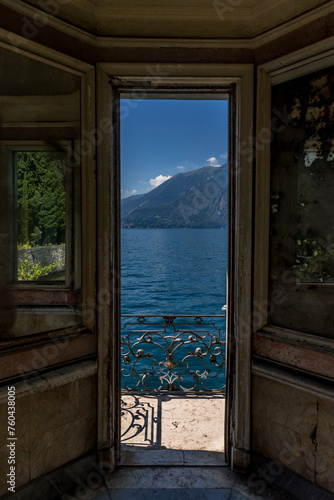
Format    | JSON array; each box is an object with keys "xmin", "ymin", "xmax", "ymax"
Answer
[{"xmin": 16, "ymin": 151, "xmax": 67, "ymax": 282}]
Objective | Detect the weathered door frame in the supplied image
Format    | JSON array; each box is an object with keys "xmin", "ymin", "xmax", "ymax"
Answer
[{"xmin": 96, "ymin": 62, "xmax": 254, "ymax": 471}]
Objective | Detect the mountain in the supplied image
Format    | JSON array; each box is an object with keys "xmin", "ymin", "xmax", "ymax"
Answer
[
  {"xmin": 121, "ymin": 194, "xmax": 145, "ymax": 219},
  {"xmin": 121, "ymin": 164, "xmax": 228, "ymax": 228}
]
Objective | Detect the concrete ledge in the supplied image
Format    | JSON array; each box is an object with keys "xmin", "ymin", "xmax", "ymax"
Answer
[{"xmin": 0, "ymin": 359, "xmax": 97, "ymax": 402}]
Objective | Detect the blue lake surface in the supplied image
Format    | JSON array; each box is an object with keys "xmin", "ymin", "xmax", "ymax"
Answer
[
  {"xmin": 121, "ymin": 228, "xmax": 228, "ymax": 315},
  {"xmin": 121, "ymin": 228, "xmax": 228, "ymax": 391}
]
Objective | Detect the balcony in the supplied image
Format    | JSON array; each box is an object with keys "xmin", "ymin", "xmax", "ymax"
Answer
[{"xmin": 120, "ymin": 315, "xmax": 226, "ymax": 465}]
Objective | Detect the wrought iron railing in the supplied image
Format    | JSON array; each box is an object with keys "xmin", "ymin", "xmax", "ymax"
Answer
[{"xmin": 121, "ymin": 315, "xmax": 226, "ymax": 392}]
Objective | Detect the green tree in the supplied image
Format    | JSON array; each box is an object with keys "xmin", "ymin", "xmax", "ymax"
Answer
[
  {"xmin": 18, "ymin": 173, "xmax": 30, "ymax": 246},
  {"xmin": 16, "ymin": 152, "xmax": 66, "ymax": 247}
]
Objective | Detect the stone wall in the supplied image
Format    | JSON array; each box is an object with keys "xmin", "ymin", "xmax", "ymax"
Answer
[
  {"xmin": 252, "ymin": 374, "xmax": 334, "ymax": 494},
  {"xmin": 18, "ymin": 246, "xmax": 65, "ymax": 273},
  {"xmin": 0, "ymin": 364, "xmax": 97, "ymax": 498}
]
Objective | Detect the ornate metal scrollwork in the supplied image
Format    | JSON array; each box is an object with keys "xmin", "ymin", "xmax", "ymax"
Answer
[{"xmin": 121, "ymin": 315, "xmax": 226, "ymax": 393}]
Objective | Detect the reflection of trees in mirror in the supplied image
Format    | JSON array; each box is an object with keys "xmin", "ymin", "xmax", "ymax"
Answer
[
  {"xmin": 16, "ymin": 152, "xmax": 66, "ymax": 281},
  {"xmin": 295, "ymin": 150, "xmax": 334, "ymax": 283},
  {"xmin": 17, "ymin": 152, "xmax": 66, "ymax": 247},
  {"xmin": 295, "ymin": 234, "xmax": 334, "ymax": 282}
]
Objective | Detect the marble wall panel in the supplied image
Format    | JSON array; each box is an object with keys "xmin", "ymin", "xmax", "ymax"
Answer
[
  {"xmin": 29, "ymin": 382, "xmax": 75, "ymax": 439},
  {"xmin": 30, "ymin": 413, "xmax": 96, "ymax": 480},
  {"xmin": 0, "ymin": 402, "xmax": 8, "ymax": 445},
  {"xmin": 316, "ymin": 442, "xmax": 334, "ymax": 493},
  {"xmin": 76, "ymin": 375, "xmax": 97, "ymax": 420},
  {"xmin": 13, "ymin": 398, "xmax": 30, "ymax": 490},
  {"xmin": 252, "ymin": 375, "xmax": 334, "ymax": 494},
  {"xmin": 252, "ymin": 412, "xmax": 316, "ymax": 482},
  {"xmin": 0, "ymin": 444, "xmax": 10, "ymax": 497},
  {"xmin": 317, "ymin": 398, "xmax": 334, "ymax": 449},
  {"xmin": 252, "ymin": 376, "xmax": 317, "ymax": 436},
  {"xmin": 0, "ymin": 356, "xmax": 13, "ymax": 381},
  {"xmin": 0, "ymin": 373, "xmax": 97, "ymax": 496},
  {"xmin": 0, "ymin": 394, "xmax": 31, "ymax": 496}
]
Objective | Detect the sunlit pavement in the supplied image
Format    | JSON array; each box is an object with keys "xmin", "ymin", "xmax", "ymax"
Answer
[{"xmin": 121, "ymin": 393, "xmax": 225, "ymax": 460}]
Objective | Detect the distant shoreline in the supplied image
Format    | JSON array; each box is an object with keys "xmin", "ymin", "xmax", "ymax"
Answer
[{"xmin": 121, "ymin": 226, "xmax": 228, "ymax": 229}]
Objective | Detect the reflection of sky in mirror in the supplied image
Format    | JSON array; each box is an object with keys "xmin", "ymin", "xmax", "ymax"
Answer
[{"xmin": 304, "ymin": 151, "xmax": 318, "ymax": 167}]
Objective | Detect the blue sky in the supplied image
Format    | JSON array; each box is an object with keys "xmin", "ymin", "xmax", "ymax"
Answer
[{"xmin": 120, "ymin": 99, "xmax": 228, "ymax": 198}]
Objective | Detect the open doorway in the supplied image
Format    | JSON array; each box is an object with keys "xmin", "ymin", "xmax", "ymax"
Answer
[
  {"xmin": 96, "ymin": 63, "xmax": 254, "ymax": 473},
  {"xmin": 119, "ymin": 96, "xmax": 229, "ymax": 465}
]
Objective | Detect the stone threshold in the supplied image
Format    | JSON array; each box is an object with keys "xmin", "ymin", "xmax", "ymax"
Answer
[{"xmin": 120, "ymin": 449, "xmax": 227, "ymax": 466}]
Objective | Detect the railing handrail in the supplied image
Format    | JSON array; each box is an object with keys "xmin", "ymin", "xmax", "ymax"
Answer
[{"xmin": 121, "ymin": 314, "xmax": 226, "ymax": 318}]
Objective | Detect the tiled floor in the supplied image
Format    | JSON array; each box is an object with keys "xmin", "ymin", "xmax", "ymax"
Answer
[{"xmin": 78, "ymin": 464, "xmax": 294, "ymax": 500}]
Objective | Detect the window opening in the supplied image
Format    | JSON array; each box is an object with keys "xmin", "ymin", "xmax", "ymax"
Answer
[{"xmin": 14, "ymin": 150, "xmax": 67, "ymax": 283}]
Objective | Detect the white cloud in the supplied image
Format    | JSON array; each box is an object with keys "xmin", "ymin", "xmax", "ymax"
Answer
[
  {"xmin": 149, "ymin": 175, "xmax": 172, "ymax": 189},
  {"xmin": 206, "ymin": 157, "xmax": 220, "ymax": 167},
  {"xmin": 220, "ymin": 152, "xmax": 228, "ymax": 161},
  {"xmin": 177, "ymin": 166, "xmax": 185, "ymax": 170}
]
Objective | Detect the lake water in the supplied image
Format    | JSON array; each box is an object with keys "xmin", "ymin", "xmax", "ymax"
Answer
[
  {"xmin": 121, "ymin": 228, "xmax": 228, "ymax": 315},
  {"xmin": 121, "ymin": 228, "xmax": 228, "ymax": 391}
]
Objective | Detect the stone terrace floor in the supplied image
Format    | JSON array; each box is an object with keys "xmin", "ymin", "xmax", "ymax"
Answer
[{"xmin": 120, "ymin": 392, "xmax": 225, "ymax": 464}]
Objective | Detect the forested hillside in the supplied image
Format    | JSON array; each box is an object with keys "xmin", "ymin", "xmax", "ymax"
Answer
[{"xmin": 121, "ymin": 164, "xmax": 228, "ymax": 228}]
